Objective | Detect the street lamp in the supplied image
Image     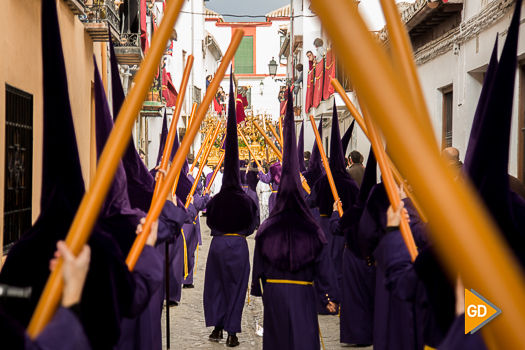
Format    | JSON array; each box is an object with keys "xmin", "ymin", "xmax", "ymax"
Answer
[
  {"xmin": 259, "ymin": 81, "xmax": 264, "ymax": 95},
  {"xmin": 268, "ymin": 57, "xmax": 278, "ymax": 77}
]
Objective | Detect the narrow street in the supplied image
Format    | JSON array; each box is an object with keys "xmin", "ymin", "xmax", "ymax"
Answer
[{"xmin": 161, "ymin": 216, "xmax": 369, "ymax": 349}]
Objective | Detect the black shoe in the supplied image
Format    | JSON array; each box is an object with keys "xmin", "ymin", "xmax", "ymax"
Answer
[
  {"xmin": 168, "ymin": 301, "xmax": 178, "ymax": 307},
  {"xmin": 209, "ymin": 329, "xmax": 223, "ymax": 341},
  {"xmin": 183, "ymin": 284, "xmax": 195, "ymax": 289},
  {"xmin": 226, "ymin": 335, "xmax": 239, "ymax": 347}
]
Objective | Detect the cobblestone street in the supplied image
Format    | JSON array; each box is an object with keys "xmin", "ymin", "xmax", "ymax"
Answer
[{"xmin": 162, "ymin": 217, "xmax": 373, "ymax": 350}]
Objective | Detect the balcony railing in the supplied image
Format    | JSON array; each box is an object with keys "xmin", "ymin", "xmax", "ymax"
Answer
[
  {"xmin": 114, "ymin": 0, "xmax": 143, "ymax": 65},
  {"xmin": 80, "ymin": 0, "xmax": 120, "ymax": 41}
]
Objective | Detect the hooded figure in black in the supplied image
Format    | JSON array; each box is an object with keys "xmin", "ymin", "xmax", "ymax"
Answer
[
  {"xmin": 203, "ymin": 73, "xmax": 257, "ymax": 347},
  {"xmin": 251, "ymin": 90, "xmax": 337, "ymax": 350},
  {"xmin": 0, "ymin": 2, "xmax": 134, "ymax": 349}
]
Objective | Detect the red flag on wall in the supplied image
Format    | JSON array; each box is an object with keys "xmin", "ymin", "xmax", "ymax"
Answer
[
  {"xmin": 162, "ymin": 71, "xmax": 178, "ymax": 107},
  {"xmin": 312, "ymin": 64, "xmax": 324, "ymax": 108},
  {"xmin": 305, "ymin": 69, "xmax": 314, "ymax": 112},
  {"xmin": 323, "ymin": 49, "xmax": 335, "ymax": 100}
]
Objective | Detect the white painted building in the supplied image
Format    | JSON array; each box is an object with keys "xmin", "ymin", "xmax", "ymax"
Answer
[
  {"xmin": 205, "ymin": 5, "xmax": 289, "ymax": 120},
  {"xmin": 284, "ymin": 0, "xmax": 525, "ymax": 183}
]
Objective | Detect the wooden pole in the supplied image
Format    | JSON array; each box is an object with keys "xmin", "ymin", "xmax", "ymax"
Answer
[
  {"xmin": 379, "ymin": 0, "xmax": 435, "ymax": 140},
  {"xmin": 172, "ymin": 104, "xmax": 199, "ymax": 197},
  {"xmin": 188, "ymin": 102, "xmax": 197, "ymax": 130},
  {"xmin": 125, "ymin": 29, "xmax": 245, "ymax": 271},
  {"xmin": 206, "ymin": 152, "xmax": 226, "ymax": 192},
  {"xmin": 153, "ymin": 55, "xmax": 194, "ymax": 202},
  {"xmin": 313, "ymin": 0, "xmax": 525, "ymax": 347},
  {"xmin": 332, "ymin": 78, "xmax": 427, "ymax": 222},
  {"xmin": 309, "ymin": 115, "xmax": 343, "ymax": 216},
  {"xmin": 190, "ymin": 124, "xmax": 213, "ymax": 174},
  {"xmin": 278, "ymin": 117, "xmax": 284, "ymax": 144},
  {"xmin": 27, "ymin": 0, "xmax": 187, "ymax": 338},
  {"xmin": 185, "ymin": 119, "xmax": 223, "ymax": 207},
  {"xmin": 268, "ymin": 123, "xmax": 283, "ymax": 150},
  {"xmin": 268, "ymin": 123, "xmax": 283, "ymax": 149},
  {"xmin": 238, "ymin": 127, "xmax": 262, "ymax": 168},
  {"xmin": 253, "ymin": 121, "xmax": 310, "ymax": 194},
  {"xmin": 358, "ymin": 94, "xmax": 418, "ymax": 261}
]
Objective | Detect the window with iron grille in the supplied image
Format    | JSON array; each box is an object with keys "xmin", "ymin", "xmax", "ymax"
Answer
[
  {"xmin": 235, "ymin": 36, "xmax": 254, "ymax": 74},
  {"xmin": 3, "ymin": 85, "xmax": 33, "ymax": 254},
  {"xmin": 442, "ymin": 89, "xmax": 453, "ymax": 149}
]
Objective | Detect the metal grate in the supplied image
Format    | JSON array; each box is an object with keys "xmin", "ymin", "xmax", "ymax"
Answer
[{"xmin": 3, "ymin": 85, "xmax": 33, "ymax": 254}]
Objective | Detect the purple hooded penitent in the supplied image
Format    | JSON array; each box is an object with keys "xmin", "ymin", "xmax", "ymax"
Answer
[
  {"xmin": 153, "ymin": 111, "xmax": 169, "ymax": 169},
  {"xmin": 297, "ymin": 121, "xmax": 307, "ymax": 173},
  {"xmin": 109, "ymin": 34, "xmax": 155, "ymax": 213},
  {"xmin": 94, "ymin": 58, "xmax": 145, "ymax": 256},
  {"xmin": 314, "ymin": 101, "xmax": 359, "ymax": 214},
  {"xmin": 206, "ymin": 74, "xmax": 257, "ymax": 232},
  {"xmin": 302, "ymin": 116, "xmax": 325, "ymax": 187},
  {"xmin": 341, "ymin": 120, "xmax": 355, "ymax": 155},
  {"xmin": 256, "ymin": 90, "xmax": 326, "ymax": 271},
  {"xmin": 0, "ymin": 3, "xmax": 134, "ymax": 349},
  {"xmin": 463, "ymin": 0, "xmax": 525, "ymax": 267}
]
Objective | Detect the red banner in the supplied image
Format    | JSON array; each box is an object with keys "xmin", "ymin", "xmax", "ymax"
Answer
[
  {"xmin": 305, "ymin": 69, "xmax": 314, "ymax": 112},
  {"xmin": 163, "ymin": 72, "xmax": 178, "ymax": 107},
  {"xmin": 323, "ymin": 49, "xmax": 335, "ymax": 100},
  {"xmin": 312, "ymin": 63, "xmax": 324, "ymax": 108},
  {"xmin": 140, "ymin": 0, "xmax": 149, "ymax": 53},
  {"xmin": 236, "ymin": 94, "xmax": 248, "ymax": 123}
]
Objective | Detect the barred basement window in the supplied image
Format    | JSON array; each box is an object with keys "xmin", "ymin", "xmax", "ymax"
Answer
[{"xmin": 3, "ymin": 85, "xmax": 33, "ymax": 254}]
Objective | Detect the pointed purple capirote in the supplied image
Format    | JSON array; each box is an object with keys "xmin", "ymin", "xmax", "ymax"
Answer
[
  {"xmin": 314, "ymin": 102, "xmax": 359, "ymax": 214},
  {"xmin": 463, "ymin": 0, "xmax": 525, "ymax": 266},
  {"xmin": 206, "ymin": 73, "xmax": 257, "ymax": 232},
  {"xmin": 341, "ymin": 120, "xmax": 355, "ymax": 155},
  {"xmin": 256, "ymin": 90, "xmax": 326, "ymax": 271},
  {"xmin": 109, "ymin": 33, "xmax": 155, "ymax": 213},
  {"xmin": 297, "ymin": 121, "xmax": 307, "ymax": 173},
  {"xmin": 172, "ymin": 131, "xmax": 193, "ymax": 201},
  {"xmin": 94, "ymin": 58, "xmax": 146, "ymax": 256},
  {"xmin": 0, "ymin": 4, "xmax": 134, "ymax": 350},
  {"xmin": 302, "ymin": 116, "xmax": 325, "ymax": 187},
  {"xmin": 155, "ymin": 111, "xmax": 169, "ymax": 168}
]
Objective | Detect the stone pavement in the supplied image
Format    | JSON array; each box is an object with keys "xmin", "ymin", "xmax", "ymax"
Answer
[{"xmin": 162, "ymin": 216, "xmax": 373, "ymax": 350}]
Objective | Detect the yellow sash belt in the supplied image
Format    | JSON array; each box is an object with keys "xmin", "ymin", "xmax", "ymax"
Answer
[
  {"xmin": 223, "ymin": 233, "xmax": 246, "ymax": 238},
  {"xmin": 266, "ymin": 279, "xmax": 313, "ymax": 286}
]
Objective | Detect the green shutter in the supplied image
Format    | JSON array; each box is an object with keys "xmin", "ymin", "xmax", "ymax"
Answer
[{"xmin": 235, "ymin": 36, "xmax": 254, "ymax": 74}]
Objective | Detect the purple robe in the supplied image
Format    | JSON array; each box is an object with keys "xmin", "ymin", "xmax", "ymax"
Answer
[
  {"xmin": 258, "ymin": 171, "xmax": 278, "ymax": 213},
  {"xmin": 251, "ymin": 244, "xmax": 337, "ymax": 350},
  {"xmin": 166, "ymin": 204, "xmax": 198, "ymax": 303},
  {"xmin": 183, "ymin": 193, "xmax": 210, "ymax": 284},
  {"xmin": 438, "ymin": 314, "xmax": 487, "ymax": 350},
  {"xmin": 116, "ymin": 246, "xmax": 163, "ymax": 350},
  {"xmin": 203, "ymin": 220, "xmax": 257, "ymax": 333},
  {"xmin": 25, "ymin": 307, "xmax": 91, "ymax": 350}
]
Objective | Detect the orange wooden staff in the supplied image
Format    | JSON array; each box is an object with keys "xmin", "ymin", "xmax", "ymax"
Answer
[
  {"xmin": 26, "ymin": 0, "xmax": 187, "ymax": 338},
  {"xmin": 205, "ymin": 152, "xmax": 225, "ymax": 193},
  {"xmin": 190, "ymin": 125, "xmax": 213, "ymax": 174},
  {"xmin": 171, "ymin": 103, "xmax": 199, "ymax": 197},
  {"xmin": 125, "ymin": 29, "xmax": 245, "ymax": 271},
  {"xmin": 237, "ymin": 127, "xmax": 262, "ymax": 168},
  {"xmin": 278, "ymin": 117, "xmax": 284, "ymax": 143},
  {"xmin": 268, "ymin": 122, "xmax": 283, "ymax": 150},
  {"xmin": 188, "ymin": 102, "xmax": 197, "ymax": 130},
  {"xmin": 332, "ymin": 78, "xmax": 427, "ymax": 222},
  {"xmin": 358, "ymin": 94, "xmax": 418, "ymax": 261},
  {"xmin": 253, "ymin": 120, "xmax": 311, "ymax": 194},
  {"xmin": 152, "ymin": 55, "xmax": 194, "ymax": 202},
  {"xmin": 379, "ymin": 0, "xmax": 435, "ymax": 140},
  {"xmin": 185, "ymin": 119, "xmax": 223, "ymax": 207},
  {"xmin": 309, "ymin": 115, "xmax": 343, "ymax": 216},
  {"xmin": 312, "ymin": 0, "xmax": 525, "ymax": 347}
]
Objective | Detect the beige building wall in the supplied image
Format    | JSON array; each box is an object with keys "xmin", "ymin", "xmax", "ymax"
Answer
[{"xmin": 0, "ymin": 0, "xmax": 100, "ymax": 261}]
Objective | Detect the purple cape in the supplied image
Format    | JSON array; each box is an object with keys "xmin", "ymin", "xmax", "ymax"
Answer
[{"xmin": 256, "ymin": 90, "xmax": 326, "ymax": 272}]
